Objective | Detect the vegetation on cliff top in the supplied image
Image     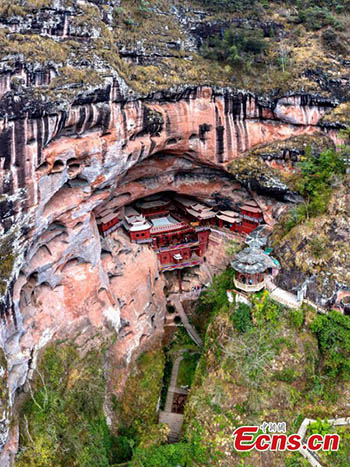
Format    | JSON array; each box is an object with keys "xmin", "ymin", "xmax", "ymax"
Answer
[
  {"xmin": 1, "ymin": 0, "xmax": 350, "ymax": 97},
  {"xmin": 277, "ymin": 146, "xmax": 346, "ymax": 234}
]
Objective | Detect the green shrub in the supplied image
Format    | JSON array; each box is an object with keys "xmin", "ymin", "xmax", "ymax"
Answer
[
  {"xmin": 298, "ymin": 6, "xmax": 340, "ymax": 30},
  {"xmin": 16, "ymin": 344, "xmax": 114, "ymax": 466},
  {"xmin": 309, "ymin": 236, "xmax": 326, "ymax": 258},
  {"xmin": 273, "ymin": 367, "xmax": 297, "ymax": 383},
  {"xmin": 201, "ymin": 26, "xmax": 267, "ymax": 67},
  {"xmin": 177, "ymin": 352, "xmax": 200, "ymax": 387},
  {"xmin": 130, "ymin": 424, "xmax": 212, "ymax": 466},
  {"xmin": 251, "ymin": 290, "xmax": 280, "ymax": 327},
  {"xmin": 288, "ymin": 308, "xmax": 304, "ymax": 329},
  {"xmin": 195, "ymin": 268, "xmax": 235, "ymax": 335},
  {"xmin": 321, "ymin": 28, "xmax": 348, "ymax": 55},
  {"xmin": 309, "ymin": 417, "xmax": 332, "ymax": 436},
  {"xmin": 197, "ymin": 0, "xmax": 258, "ymax": 11},
  {"xmin": 311, "ymin": 311, "xmax": 350, "ymax": 380},
  {"xmin": 232, "ymin": 303, "xmax": 252, "ymax": 333},
  {"xmin": 284, "ymin": 147, "xmax": 345, "ymax": 233}
]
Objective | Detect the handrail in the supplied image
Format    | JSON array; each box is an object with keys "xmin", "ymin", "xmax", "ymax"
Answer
[{"xmin": 233, "ymin": 278, "xmax": 266, "ymax": 292}]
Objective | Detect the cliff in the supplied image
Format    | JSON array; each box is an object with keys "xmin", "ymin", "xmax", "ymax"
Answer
[
  {"xmin": 0, "ymin": 82, "xmax": 341, "ymax": 463},
  {"xmin": 0, "ymin": 0, "xmax": 350, "ymax": 463}
]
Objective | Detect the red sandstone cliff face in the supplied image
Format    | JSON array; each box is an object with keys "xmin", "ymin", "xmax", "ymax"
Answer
[{"xmin": 0, "ymin": 84, "xmax": 340, "ymax": 462}]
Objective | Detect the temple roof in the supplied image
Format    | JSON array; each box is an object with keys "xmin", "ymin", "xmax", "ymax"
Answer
[
  {"xmin": 99, "ymin": 212, "xmax": 119, "ymax": 224},
  {"xmin": 186, "ymin": 207, "xmax": 215, "ymax": 219},
  {"xmin": 231, "ymin": 246, "xmax": 279, "ymax": 274},
  {"xmin": 216, "ymin": 210, "xmax": 240, "ymax": 223},
  {"xmin": 150, "ymin": 215, "xmax": 186, "ymax": 233},
  {"xmin": 173, "ymin": 195, "xmax": 194, "ymax": 207},
  {"xmin": 241, "ymin": 204, "xmax": 262, "ymax": 214},
  {"xmin": 123, "ymin": 217, "xmax": 152, "ymax": 232}
]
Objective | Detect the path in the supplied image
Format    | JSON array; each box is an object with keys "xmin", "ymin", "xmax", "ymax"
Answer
[
  {"xmin": 169, "ymin": 296, "xmax": 203, "ymax": 347},
  {"xmin": 164, "ymin": 351, "xmax": 186, "ymax": 412},
  {"xmin": 265, "ymin": 277, "xmax": 300, "ymax": 309},
  {"xmin": 159, "ymin": 350, "xmax": 189, "ymax": 443},
  {"xmin": 296, "ymin": 416, "xmax": 350, "ymax": 466}
]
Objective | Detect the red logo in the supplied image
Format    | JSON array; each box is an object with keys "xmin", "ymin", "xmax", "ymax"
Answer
[{"xmin": 233, "ymin": 426, "xmax": 340, "ymax": 452}]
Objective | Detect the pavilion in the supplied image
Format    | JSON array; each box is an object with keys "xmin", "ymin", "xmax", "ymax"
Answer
[{"xmin": 231, "ymin": 245, "xmax": 280, "ymax": 293}]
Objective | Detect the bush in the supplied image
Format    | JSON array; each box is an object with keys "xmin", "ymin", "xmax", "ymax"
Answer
[
  {"xmin": 201, "ymin": 26, "xmax": 267, "ymax": 67},
  {"xmin": 288, "ymin": 308, "xmax": 304, "ymax": 329},
  {"xmin": 298, "ymin": 6, "xmax": 340, "ymax": 30},
  {"xmin": 177, "ymin": 352, "xmax": 200, "ymax": 387},
  {"xmin": 197, "ymin": 0, "xmax": 258, "ymax": 11},
  {"xmin": 309, "ymin": 236, "xmax": 325, "ymax": 258},
  {"xmin": 284, "ymin": 147, "xmax": 345, "ymax": 232},
  {"xmin": 195, "ymin": 268, "xmax": 235, "ymax": 334},
  {"xmin": 273, "ymin": 367, "xmax": 297, "ymax": 383},
  {"xmin": 321, "ymin": 28, "xmax": 347, "ymax": 55},
  {"xmin": 232, "ymin": 303, "xmax": 252, "ymax": 333},
  {"xmin": 130, "ymin": 424, "xmax": 212, "ymax": 466},
  {"xmin": 311, "ymin": 311, "xmax": 350, "ymax": 380},
  {"xmin": 16, "ymin": 345, "xmax": 114, "ymax": 466},
  {"xmin": 251, "ymin": 290, "xmax": 280, "ymax": 327}
]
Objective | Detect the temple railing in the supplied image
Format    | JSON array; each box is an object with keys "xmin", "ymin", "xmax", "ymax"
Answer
[{"xmin": 234, "ymin": 278, "xmax": 266, "ymax": 293}]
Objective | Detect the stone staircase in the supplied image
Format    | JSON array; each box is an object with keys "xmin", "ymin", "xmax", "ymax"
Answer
[
  {"xmin": 159, "ymin": 411, "xmax": 184, "ymax": 443},
  {"xmin": 169, "ymin": 297, "xmax": 203, "ymax": 347}
]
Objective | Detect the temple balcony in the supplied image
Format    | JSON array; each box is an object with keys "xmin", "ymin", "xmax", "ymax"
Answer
[
  {"xmin": 156, "ymin": 240, "xmax": 199, "ymax": 252},
  {"xmin": 234, "ymin": 278, "xmax": 266, "ymax": 293},
  {"xmin": 159, "ymin": 254, "xmax": 202, "ymax": 272}
]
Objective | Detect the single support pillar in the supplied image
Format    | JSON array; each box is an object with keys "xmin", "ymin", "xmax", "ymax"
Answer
[{"xmin": 178, "ymin": 269, "xmax": 182, "ymax": 293}]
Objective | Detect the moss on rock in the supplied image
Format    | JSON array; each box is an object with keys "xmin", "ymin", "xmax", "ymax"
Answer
[
  {"xmin": 250, "ymin": 133, "xmax": 335, "ymax": 160},
  {"xmin": 0, "ymin": 233, "xmax": 16, "ymax": 296}
]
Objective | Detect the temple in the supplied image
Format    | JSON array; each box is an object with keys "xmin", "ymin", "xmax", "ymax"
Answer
[
  {"xmin": 96, "ymin": 193, "xmax": 267, "ymax": 287},
  {"xmin": 120, "ymin": 195, "xmax": 210, "ymax": 277},
  {"xmin": 97, "ymin": 212, "xmax": 121, "ymax": 237},
  {"xmin": 235, "ymin": 200, "xmax": 264, "ymax": 235}
]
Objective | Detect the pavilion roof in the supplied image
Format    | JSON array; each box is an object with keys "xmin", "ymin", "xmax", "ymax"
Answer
[{"xmin": 231, "ymin": 247, "xmax": 279, "ymax": 274}]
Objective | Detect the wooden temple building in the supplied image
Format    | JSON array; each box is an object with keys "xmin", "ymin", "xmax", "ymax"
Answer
[
  {"xmin": 121, "ymin": 195, "xmax": 211, "ymax": 281},
  {"xmin": 97, "ymin": 212, "xmax": 121, "ymax": 236},
  {"xmin": 96, "ymin": 192, "xmax": 267, "ymax": 290}
]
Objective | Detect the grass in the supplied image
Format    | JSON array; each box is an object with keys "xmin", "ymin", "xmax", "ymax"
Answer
[{"xmin": 177, "ymin": 351, "xmax": 200, "ymax": 388}]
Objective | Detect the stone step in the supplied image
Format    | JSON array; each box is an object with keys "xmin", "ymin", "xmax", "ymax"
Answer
[{"xmin": 159, "ymin": 411, "xmax": 184, "ymax": 441}]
